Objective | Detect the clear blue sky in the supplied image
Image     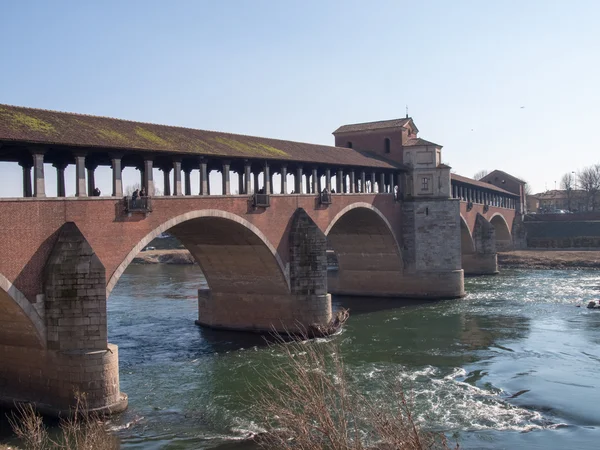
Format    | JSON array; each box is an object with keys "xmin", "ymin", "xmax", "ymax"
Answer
[{"xmin": 1, "ymin": 0, "xmax": 599, "ymax": 196}]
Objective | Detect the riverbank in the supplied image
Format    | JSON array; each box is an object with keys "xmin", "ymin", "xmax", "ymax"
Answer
[
  {"xmin": 133, "ymin": 249, "xmax": 600, "ymax": 271},
  {"xmin": 498, "ymin": 250, "xmax": 600, "ymax": 270}
]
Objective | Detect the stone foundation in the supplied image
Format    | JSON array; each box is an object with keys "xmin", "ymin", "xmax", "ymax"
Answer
[
  {"xmin": 462, "ymin": 253, "xmax": 499, "ymax": 276},
  {"xmin": 196, "ymin": 289, "xmax": 332, "ymax": 332},
  {"xmin": 0, "ymin": 343, "xmax": 127, "ymax": 416}
]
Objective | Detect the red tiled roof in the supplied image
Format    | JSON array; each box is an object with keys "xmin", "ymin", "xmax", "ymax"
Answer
[
  {"xmin": 0, "ymin": 104, "xmax": 401, "ymax": 169},
  {"xmin": 404, "ymin": 137, "xmax": 441, "ymax": 147},
  {"xmin": 451, "ymin": 173, "xmax": 517, "ymax": 195},
  {"xmin": 333, "ymin": 118, "xmax": 412, "ymax": 134}
]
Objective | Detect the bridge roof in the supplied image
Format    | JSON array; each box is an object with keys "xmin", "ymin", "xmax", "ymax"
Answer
[
  {"xmin": 333, "ymin": 117, "xmax": 415, "ymax": 134},
  {"xmin": 451, "ymin": 173, "xmax": 518, "ymax": 196},
  {"xmin": 0, "ymin": 104, "xmax": 400, "ymax": 170}
]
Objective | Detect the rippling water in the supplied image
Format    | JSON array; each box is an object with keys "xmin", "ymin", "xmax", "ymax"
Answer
[{"xmin": 4, "ymin": 265, "xmax": 600, "ymax": 449}]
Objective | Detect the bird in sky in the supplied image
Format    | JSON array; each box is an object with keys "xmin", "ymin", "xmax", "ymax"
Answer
[{"xmin": 520, "ymin": 106, "xmax": 525, "ymax": 109}]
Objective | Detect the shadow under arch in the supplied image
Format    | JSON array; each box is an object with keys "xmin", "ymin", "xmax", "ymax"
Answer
[
  {"xmin": 489, "ymin": 213, "xmax": 512, "ymax": 251},
  {"xmin": 460, "ymin": 215, "xmax": 475, "ymax": 255},
  {"xmin": 107, "ymin": 209, "xmax": 289, "ymax": 298},
  {"xmin": 325, "ymin": 202, "xmax": 403, "ymax": 297},
  {"xmin": 0, "ymin": 273, "xmax": 46, "ymax": 349}
]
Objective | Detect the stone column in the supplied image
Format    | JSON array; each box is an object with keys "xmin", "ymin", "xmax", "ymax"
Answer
[
  {"xmin": 263, "ymin": 162, "xmax": 270, "ymax": 194},
  {"xmin": 110, "ymin": 155, "xmax": 123, "ymax": 197},
  {"xmin": 269, "ymin": 171, "xmax": 274, "ymax": 194},
  {"xmin": 19, "ymin": 161, "xmax": 33, "ymax": 197},
  {"xmin": 388, "ymin": 173, "xmax": 394, "ymax": 194},
  {"xmin": 379, "ymin": 173, "xmax": 385, "ymax": 193},
  {"xmin": 237, "ymin": 172, "xmax": 244, "ymax": 195},
  {"xmin": 143, "ymin": 159, "xmax": 154, "ymax": 196},
  {"xmin": 222, "ymin": 161, "xmax": 231, "ymax": 195},
  {"xmin": 325, "ymin": 168, "xmax": 331, "ymax": 192},
  {"xmin": 281, "ymin": 165, "xmax": 288, "ymax": 194},
  {"xmin": 162, "ymin": 167, "xmax": 172, "ymax": 196},
  {"xmin": 349, "ymin": 170, "xmax": 355, "ymax": 193},
  {"xmin": 184, "ymin": 168, "xmax": 192, "ymax": 195},
  {"xmin": 360, "ymin": 171, "xmax": 366, "ymax": 193},
  {"xmin": 244, "ymin": 161, "xmax": 252, "ymax": 194},
  {"xmin": 199, "ymin": 159, "xmax": 208, "ymax": 195},
  {"xmin": 295, "ymin": 166, "xmax": 303, "ymax": 193},
  {"xmin": 53, "ymin": 162, "xmax": 67, "ymax": 197},
  {"xmin": 86, "ymin": 166, "xmax": 97, "ymax": 196},
  {"xmin": 312, "ymin": 168, "xmax": 318, "ymax": 194},
  {"xmin": 336, "ymin": 169, "xmax": 343, "ymax": 193},
  {"xmin": 370, "ymin": 172, "xmax": 376, "ymax": 193},
  {"xmin": 75, "ymin": 154, "xmax": 87, "ymax": 197},
  {"xmin": 173, "ymin": 160, "xmax": 183, "ymax": 196},
  {"xmin": 31, "ymin": 151, "xmax": 46, "ymax": 197}
]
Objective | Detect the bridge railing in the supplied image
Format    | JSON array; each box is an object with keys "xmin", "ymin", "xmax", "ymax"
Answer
[
  {"xmin": 252, "ymin": 193, "xmax": 270, "ymax": 208},
  {"xmin": 319, "ymin": 192, "xmax": 332, "ymax": 205},
  {"xmin": 124, "ymin": 196, "xmax": 152, "ymax": 213}
]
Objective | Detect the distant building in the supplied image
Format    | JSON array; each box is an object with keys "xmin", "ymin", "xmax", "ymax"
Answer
[{"xmin": 533, "ymin": 189, "xmax": 587, "ymax": 212}]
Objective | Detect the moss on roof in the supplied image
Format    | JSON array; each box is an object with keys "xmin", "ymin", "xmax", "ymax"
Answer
[{"xmin": 0, "ymin": 104, "xmax": 400, "ymax": 169}]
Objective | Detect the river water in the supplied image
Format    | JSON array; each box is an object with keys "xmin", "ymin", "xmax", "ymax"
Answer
[{"xmin": 3, "ymin": 265, "xmax": 600, "ymax": 449}]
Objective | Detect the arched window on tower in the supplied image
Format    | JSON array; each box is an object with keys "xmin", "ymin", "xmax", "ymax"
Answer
[
  {"xmin": 347, "ymin": 141, "xmax": 353, "ymax": 148},
  {"xmin": 384, "ymin": 138, "xmax": 391, "ymax": 154}
]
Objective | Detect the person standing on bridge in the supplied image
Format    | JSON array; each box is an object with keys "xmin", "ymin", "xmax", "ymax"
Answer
[{"xmin": 140, "ymin": 187, "xmax": 146, "ymax": 197}]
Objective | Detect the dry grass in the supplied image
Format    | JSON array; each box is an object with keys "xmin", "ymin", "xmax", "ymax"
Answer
[
  {"xmin": 254, "ymin": 335, "xmax": 454, "ymax": 450},
  {"xmin": 6, "ymin": 393, "xmax": 118, "ymax": 450}
]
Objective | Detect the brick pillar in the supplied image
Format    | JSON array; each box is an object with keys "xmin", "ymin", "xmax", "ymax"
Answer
[
  {"xmin": 199, "ymin": 159, "xmax": 208, "ymax": 195},
  {"xmin": 325, "ymin": 168, "xmax": 331, "ymax": 192},
  {"xmin": 42, "ymin": 222, "xmax": 127, "ymax": 414},
  {"xmin": 32, "ymin": 151, "xmax": 46, "ymax": 197},
  {"xmin": 19, "ymin": 160, "xmax": 33, "ymax": 197},
  {"xmin": 86, "ymin": 163, "xmax": 97, "ymax": 196},
  {"xmin": 75, "ymin": 154, "xmax": 87, "ymax": 197},
  {"xmin": 173, "ymin": 160, "xmax": 183, "ymax": 196},
  {"xmin": 295, "ymin": 166, "xmax": 302, "ymax": 193},
  {"xmin": 336, "ymin": 169, "xmax": 343, "ymax": 193},
  {"xmin": 110, "ymin": 155, "xmax": 123, "ymax": 197},
  {"xmin": 254, "ymin": 170, "xmax": 260, "ymax": 194},
  {"xmin": 162, "ymin": 167, "xmax": 171, "ymax": 196},
  {"xmin": 312, "ymin": 168, "xmax": 318, "ymax": 194},
  {"xmin": 184, "ymin": 168, "xmax": 192, "ymax": 195},
  {"xmin": 244, "ymin": 161, "xmax": 252, "ymax": 194},
  {"xmin": 143, "ymin": 159, "xmax": 154, "ymax": 196},
  {"xmin": 281, "ymin": 165, "xmax": 288, "ymax": 194},
  {"xmin": 222, "ymin": 161, "xmax": 231, "ymax": 195},
  {"xmin": 263, "ymin": 162, "xmax": 270, "ymax": 194},
  {"xmin": 53, "ymin": 162, "xmax": 67, "ymax": 197}
]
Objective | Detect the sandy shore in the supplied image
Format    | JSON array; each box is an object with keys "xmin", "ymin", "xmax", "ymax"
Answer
[
  {"xmin": 132, "ymin": 249, "xmax": 196, "ymax": 265},
  {"xmin": 498, "ymin": 250, "xmax": 600, "ymax": 270},
  {"xmin": 134, "ymin": 249, "xmax": 600, "ymax": 271}
]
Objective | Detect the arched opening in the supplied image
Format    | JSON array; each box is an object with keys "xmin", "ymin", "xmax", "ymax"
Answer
[
  {"xmin": 108, "ymin": 210, "xmax": 289, "ymax": 300},
  {"xmin": 490, "ymin": 214, "xmax": 512, "ymax": 251},
  {"xmin": 384, "ymin": 138, "xmax": 391, "ymax": 154},
  {"xmin": 325, "ymin": 204, "xmax": 403, "ymax": 296},
  {"xmin": 346, "ymin": 141, "xmax": 353, "ymax": 149}
]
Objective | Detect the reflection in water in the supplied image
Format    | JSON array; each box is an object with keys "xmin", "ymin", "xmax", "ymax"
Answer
[{"xmin": 4, "ymin": 266, "xmax": 599, "ymax": 449}]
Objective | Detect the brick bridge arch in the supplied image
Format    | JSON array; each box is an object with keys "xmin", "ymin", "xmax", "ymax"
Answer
[
  {"xmin": 489, "ymin": 213, "xmax": 512, "ymax": 251},
  {"xmin": 325, "ymin": 203, "xmax": 404, "ymax": 297},
  {"xmin": 107, "ymin": 209, "xmax": 289, "ymax": 297}
]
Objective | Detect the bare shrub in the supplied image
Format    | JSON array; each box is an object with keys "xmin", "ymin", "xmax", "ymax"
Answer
[
  {"xmin": 7, "ymin": 393, "xmax": 118, "ymax": 450},
  {"xmin": 254, "ymin": 335, "xmax": 452, "ymax": 450}
]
